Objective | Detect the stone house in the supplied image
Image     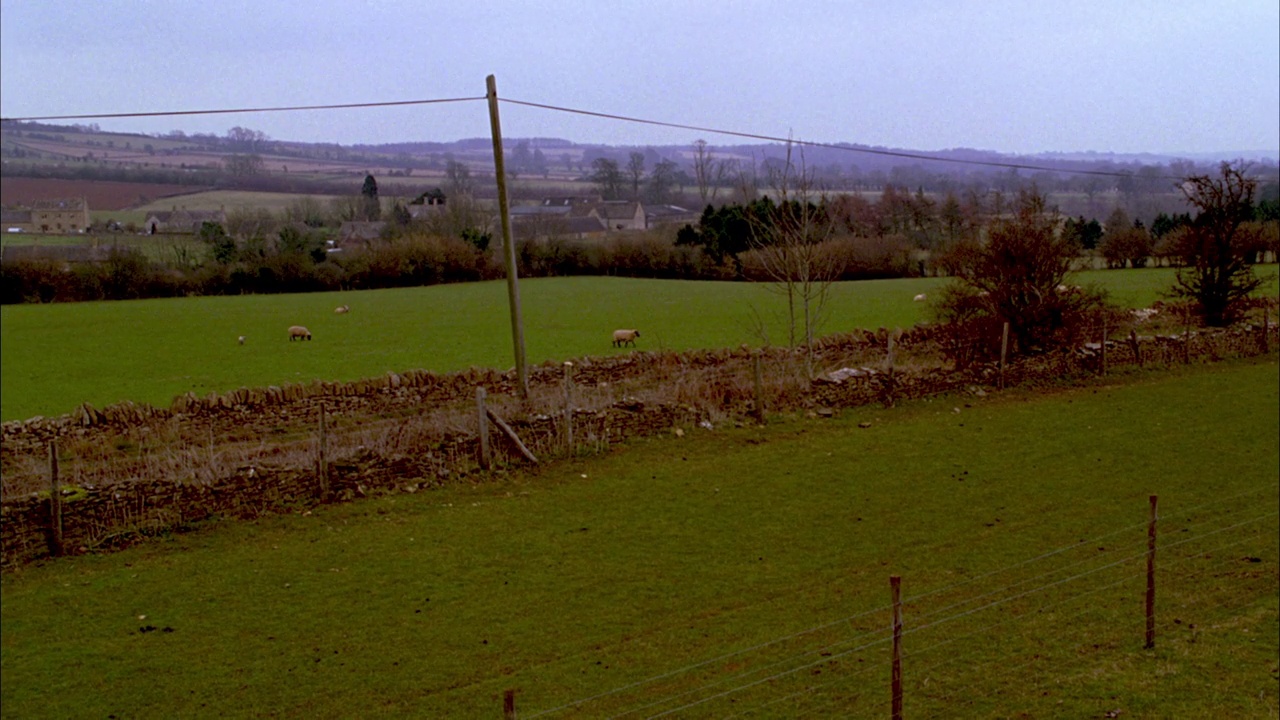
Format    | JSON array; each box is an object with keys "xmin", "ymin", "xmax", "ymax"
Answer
[
  {"xmin": 143, "ymin": 208, "xmax": 227, "ymax": 234},
  {"xmin": 3, "ymin": 198, "xmax": 90, "ymax": 233}
]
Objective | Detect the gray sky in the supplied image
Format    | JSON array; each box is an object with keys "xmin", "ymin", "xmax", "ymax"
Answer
[{"xmin": 2, "ymin": 0, "xmax": 1277, "ymax": 155}]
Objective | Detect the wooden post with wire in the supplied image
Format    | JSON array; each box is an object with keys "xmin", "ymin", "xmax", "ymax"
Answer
[
  {"xmin": 317, "ymin": 401, "xmax": 329, "ymax": 498},
  {"xmin": 752, "ymin": 352, "xmax": 765, "ymax": 423},
  {"xmin": 886, "ymin": 331, "xmax": 897, "ymax": 408},
  {"xmin": 563, "ymin": 362, "xmax": 575, "ymax": 451},
  {"xmin": 48, "ymin": 440, "xmax": 64, "ymax": 557},
  {"xmin": 1262, "ymin": 307, "xmax": 1271, "ymax": 354},
  {"xmin": 1183, "ymin": 309, "xmax": 1192, "ymax": 364},
  {"xmin": 891, "ymin": 575, "xmax": 903, "ymax": 720},
  {"xmin": 503, "ymin": 688, "xmax": 517, "ymax": 719},
  {"xmin": 476, "ymin": 387, "xmax": 491, "ymax": 470},
  {"xmin": 1145, "ymin": 494, "xmax": 1158, "ymax": 650},
  {"xmin": 1100, "ymin": 317, "xmax": 1108, "ymax": 376},
  {"xmin": 486, "ymin": 74, "xmax": 529, "ymax": 398},
  {"xmin": 999, "ymin": 321, "xmax": 1010, "ymax": 390}
]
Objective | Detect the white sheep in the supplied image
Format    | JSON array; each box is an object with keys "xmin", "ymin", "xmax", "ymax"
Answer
[
  {"xmin": 288, "ymin": 325, "xmax": 312, "ymax": 341},
  {"xmin": 238, "ymin": 335, "xmax": 245, "ymax": 345},
  {"xmin": 612, "ymin": 329, "xmax": 640, "ymax": 347},
  {"xmin": 334, "ymin": 305, "xmax": 350, "ymax": 314},
  {"xmin": 913, "ymin": 293, "xmax": 927, "ymax": 302}
]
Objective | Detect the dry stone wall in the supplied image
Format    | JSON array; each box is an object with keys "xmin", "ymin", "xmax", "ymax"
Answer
[{"xmin": 3, "ymin": 321, "xmax": 1276, "ymax": 568}]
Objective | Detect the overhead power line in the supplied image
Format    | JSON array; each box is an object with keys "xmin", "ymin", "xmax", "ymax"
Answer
[
  {"xmin": 0, "ymin": 89, "xmax": 1185, "ymax": 180},
  {"xmin": 499, "ymin": 97, "xmax": 1184, "ymax": 181},
  {"xmin": 0, "ymin": 96, "xmax": 486, "ymax": 123}
]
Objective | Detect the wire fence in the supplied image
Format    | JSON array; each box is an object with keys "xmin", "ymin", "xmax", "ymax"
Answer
[{"xmin": 486, "ymin": 485, "xmax": 1278, "ymax": 718}]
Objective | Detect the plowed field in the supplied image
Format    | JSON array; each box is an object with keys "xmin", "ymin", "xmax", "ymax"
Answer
[{"xmin": 0, "ymin": 177, "xmax": 205, "ymax": 210}]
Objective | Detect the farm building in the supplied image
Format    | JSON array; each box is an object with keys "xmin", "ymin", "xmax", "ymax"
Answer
[
  {"xmin": 644, "ymin": 204, "xmax": 698, "ymax": 228},
  {"xmin": 143, "ymin": 208, "xmax": 226, "ymax": 234},
  {"xmin": 573, "ymin": 200, "xmax": 646, "ymax": 231},
  {"xmin": 2, "ymin": 198, "xmax": 90, "ymax": 233},
  {"xmin": 337, "ymin": 221, "xmax": 387, "ymax": 245}
]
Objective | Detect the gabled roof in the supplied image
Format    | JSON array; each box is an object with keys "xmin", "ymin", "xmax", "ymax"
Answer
[{"xmin": 30, "ymin": 198, "xmax": 88, "ymax": 212}]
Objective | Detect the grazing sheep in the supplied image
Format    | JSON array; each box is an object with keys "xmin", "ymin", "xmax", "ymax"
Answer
[
  {"xmin": 913, "ymin": 293, "xmax": 927, "ymax": 302},
  {"xmin": 334, "ymin": 305, "xmax": 350, "ymax": 314},
  {"xmin": 238, "ymin": 335, "xmax": 245, "ymax": 345},
  {"xmin": 288, "ymin": 325, "xmax": 312, "ymax": 341},
  {"xmin": 612, "ymin": 329, "xmax": 640, "ymax": 347}
]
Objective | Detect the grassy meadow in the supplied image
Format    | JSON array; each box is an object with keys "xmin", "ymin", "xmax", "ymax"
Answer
[
  {"xmin": 1, "ymin": 267, "xmax": 1266, "ymax": 422},
  {"xmin": 1, "ymin": 357, "xmax": 1276, "ymax": 718}
]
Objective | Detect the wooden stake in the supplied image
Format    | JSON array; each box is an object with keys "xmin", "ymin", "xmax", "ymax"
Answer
[
  {"xmin": 1146, "ymin": 494, "xmax": 1158, "ymax": 650},
  {"xmin": 318, "ymin": 402, "xmax": 329, "ymax": 498},
  {"xmin": 891, "ymin": 575, "xmax": 903, "ymax": 720},
  {"xmin": 48, "ymin": 440, "xmax": 64, "ymax": 557},
  {"xmin": 752, "ymin": 353, "xmax": 765, "ymax": 423},
  {"xmin": 1262, "ymin": 307, "xmax": 1271, "ymax": 354},
  {"xmin": 503, "ymin": 688, "xmax": 517, "ymax": 719},
  {"xmin": 1183, "ymin": 310, "xmax": 1191, "ymax": 364},
  {"xmin": 999, "ymin": 321, "xmax": 1010, "ymax": 390},
  {"xmin": 886, "ymin": 332, "xmax": 897, "ymax": 408},
  {"xmin": 1100, "ymin": 317, "xmax": 1108, "ymax": 376},
  {"xmin": 487, "ymin": 74, "xmax": 528, "ymax": 398},
  {"xmin": 477, "ymin": 387, "xmax": 491, "ymax": 470},
  {"xmin": 563, "ymin": 362, "xmax": 575, "ymax": 451},
  {"xmin": 487, "ymin": 408, "xmax": 539, "ymax": 465}
]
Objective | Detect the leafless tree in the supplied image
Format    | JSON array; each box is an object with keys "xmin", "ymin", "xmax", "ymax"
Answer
[
  {"xmin": 1171, "ymin": 162, "xmax": 1270, "ymax": 326},
  {"xmin": 626, "ymin": 152, "xmax": 646, "ymax": 200},
  {"xmin": 749, "ymin": 142, "xmax": 840, "ymax": 378},
  {"xmin": 691, "ymin": 139, "xmax": 731, "ymax": 206}
]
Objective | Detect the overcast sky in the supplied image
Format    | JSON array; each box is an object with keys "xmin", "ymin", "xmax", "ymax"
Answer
[{"xmin": 2, "ymin": 0, "xmax": 1277, "ymax": 156}]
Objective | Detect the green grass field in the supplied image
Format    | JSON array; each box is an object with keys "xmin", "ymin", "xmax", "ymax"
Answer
[
  {"xmin": 3, "ymin": 268, "xmax": 1272, "ymax": 422},
  {"xmin": 1, "ymin": 358, "xmax": 1276, "ymax": 718}
]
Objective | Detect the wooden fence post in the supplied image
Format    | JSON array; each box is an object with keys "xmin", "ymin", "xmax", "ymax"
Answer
[
  {"xmin": 563, "ymin": 362, "xmax": 574, "ymax": 452},
  {"xmin": 753, "ymin": 352, "xmax": 766, "ymax": 423},
  {"xmin": 1183, "ymin": 311, "xmax": 1192, "ymax": 364},
  {"xmin": 999, "ymin": 321, "xmax": 1010, "ymax": 390},
  {"xmin": 317, "ymin": 402, "xmax": 329, "ymax": 498},
  {"xmin": 1146, "ymin": 494, "xmax": 1158, "ymax": 650},
  {"xmin": 886, "ymin": 332, "xmax": 897, "ymax": 408},
  {"xmin": 504, "ymin": 688, "xmax": 517, "ymax": 719},
  {"xmin": 1262, "ymin": 307, "xmax": 1271, "ymax": 354},
  {"xmin": 891, "ymin": 575, "xmax": 903, "ymax": 720},
  {"xmin": 48, "ymin": 440, "xmax": 64, "ymax": 557},
  {"xmin": 477, "ymin": 387, "xmax": 491, "ymax": 470},
  {"xmin": 1100, "ymin": 317, "xmax": 1108, "ymax": 376}
]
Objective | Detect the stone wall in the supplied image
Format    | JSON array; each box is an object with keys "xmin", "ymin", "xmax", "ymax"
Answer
[{"xmin": 3, "ymin": 320, "xmax": 1275, "ymax": 568}]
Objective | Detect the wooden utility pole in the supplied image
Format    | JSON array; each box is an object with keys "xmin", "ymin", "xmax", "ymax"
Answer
[{"xmin": 487, "ymin": 74, "xmax": 528, "ymax": 398}]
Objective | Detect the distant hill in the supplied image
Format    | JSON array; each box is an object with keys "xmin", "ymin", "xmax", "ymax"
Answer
[{"xmin": 3, "ymin": 119, "xmax": 1277, "ymax": 202}]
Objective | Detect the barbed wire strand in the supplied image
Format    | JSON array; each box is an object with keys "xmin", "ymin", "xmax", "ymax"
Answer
[
  {"xmin": 523, "ymin": 488, "xmax": 1276, "ymax": 717},
  {"xmin": 924, "ymin": 526, "xmax": 1277, "ymax": 720},
  {"xmin": 624, "ymin": 511, "xmax": 1278, "ymax": 719},
  {"xmin": 749, "ymin": 520, "xmax": 1275, "ymax": 720}
]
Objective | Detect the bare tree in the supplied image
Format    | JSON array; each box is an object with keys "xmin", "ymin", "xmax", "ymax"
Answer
[
  {"xmin": 627, "ymin": 152, "xmax": 646, "ymax": 200},
  {"xmin": 1171, "ymin": 162, "xmax": 1270, "ymax": 326},
  {"xmin": 691, "ymin": 139, "xmax": 730, "ymax": 205},
  {"xmin": 748, "ymin": 142, "xmax": 840, "ymax": 377}
]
